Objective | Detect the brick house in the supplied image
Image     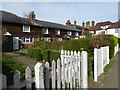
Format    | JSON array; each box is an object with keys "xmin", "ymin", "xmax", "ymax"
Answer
[
  {"xmin": 1, "ymin": 10, "xmax": 81, "ymax": 51},
  {"xmin": 89, "ymin": 21, "xmax": 120, "ymax": 38}
]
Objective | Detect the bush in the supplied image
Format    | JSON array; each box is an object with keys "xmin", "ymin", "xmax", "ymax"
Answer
[
  {"xmin": 27, "ymin": 48, "xmax": 60, "ymax": 64},
  {"xmin": 27, "ymin": 47, "xmax": 42, "ymax": 61},
  {"xmin": 2, "ymin": 53, "xmax": 25, "ymax": 85},
  {"xmin": 35, "ymin": 38, "xmax": 93, "ymax": 56},
  {"xmin": 108, "ymin": 35, "xmax": 118, "ymax": 58}
]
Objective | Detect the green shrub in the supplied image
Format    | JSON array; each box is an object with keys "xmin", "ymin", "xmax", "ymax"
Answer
[
  {"xmin": 2, "ymin": 53, "xmax": 25, "ymax": 85},
  {"xmin": 108, "ymin": 35, "xmax": 118, "ymax": 58},
  {"xmin": 27, "ymin": 47, "xmax": 42, "ymax": 61},
  {"xmin": 27, "ymin": 47, "xmax": 60, "ymax": 64}
]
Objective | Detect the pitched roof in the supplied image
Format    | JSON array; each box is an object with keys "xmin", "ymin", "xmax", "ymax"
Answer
[
  {"xmin": 1, "ymin": 10, "xmax": 81, "ymax": 32},
  {"xmin": 89, "ymin": 26, "xmax": 103, "ymax": 31},
  {"xmin": 96, "ymin": 21, "xmax": 112, "ymax": 26},
  {"xmin": 108, "ymin": 21, "xmax": 120, "ymax": 29},
  {"xmin": 33, "ymin": 19, "xmax": 80, "ymax": 32},
  {"xmin": 0, "ymin": 10, "xmax": 35, "ymax": 25}
]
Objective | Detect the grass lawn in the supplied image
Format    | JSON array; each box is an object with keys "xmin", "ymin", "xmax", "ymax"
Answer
[{"xmin": 2, "ymin": 53, "xmax": 26, "ymax": 85}]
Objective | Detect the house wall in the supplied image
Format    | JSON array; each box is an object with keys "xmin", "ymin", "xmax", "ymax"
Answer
[
  {"xmin": 2, "ymin": 22, "xmax": 41, "ymax": 37},
  {"xmin": 2, "ymin": 22, "xmax": 41, "ymax": 50},
  {"xmin": 42, "ymin": 28, "xmax": 80, "ymax": 41},
  {"xmin": 107, "ymin": 28, "xmax": 118, "ymax": 38}
]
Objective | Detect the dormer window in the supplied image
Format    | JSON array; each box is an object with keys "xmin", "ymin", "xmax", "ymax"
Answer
[
  {"xmin": 23, "ymin": 25, "xmax": 30, "ymax": 32},
  {"xmin": 67, "ymin": 31, "xmax": 72, "ymax": 35},
  {"xmin": 55, "ymin": 29, "xmax": 60, "ymax": 35},
  {"xmin": 75, "ymin": 32, "xmax": 79, "ymax": 36},
  {"xmin": 42, "ymin": 28, "xmax": 49, "ymax": 34}
]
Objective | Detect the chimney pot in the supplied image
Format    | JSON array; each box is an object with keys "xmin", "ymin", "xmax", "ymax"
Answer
[
  {"xmin": 74, "ymin": 20, "xmax": 76, "ymax": 26},
  {"xmin": 28, "ymin": 11, "xmax": 36, "ymax": 20},
  {"xmin": 82, "ymin": 21, "xmax": 85, "ymax": 27},
  {"xmin": 91, "ymin": 21, "xmax": 95, "ymax": 27},
  {"xmin": 66, "ymin": 20, "xmax": 71, "ymax": 25}
]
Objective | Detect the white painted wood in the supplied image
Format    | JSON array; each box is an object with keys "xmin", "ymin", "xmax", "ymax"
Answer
[
  {"xmin": 39, "ymin": 64, "xmax": 45, "ymax": 88},
  {"xmin": 14, "ymin": 70, "xmax": 21, "ymax": 89},
  {"xmin": 81, "ymin": 51, "xmax": 88, "ymax": 88},
  {"xmin": 0, "ymin": 74, "xmax": 7, "ymax": 89},
  {"xmin": 57, "ymin": 59, "xmax": 61, "ymax": 88},
  {"xmin": 34, "ymin": 62, "xmax": 44, "ymax": 88},
  {"xmin": 52, "ymin": 60, "xmax": 56, "ymax": 88},
  {"xmin": 25, "ymin": 67, "xmax": 32, "ymax": 88},
  {"xmin": 45, "ymin": 62, "xmax": 50, "ymax": 89},
  {"xmin": 94, "ymin": 48, "xmax": 98, "ymax": 82},
  {"xmin": 62, "ymin": 58, "xmax": 65, "ymax": 88}
]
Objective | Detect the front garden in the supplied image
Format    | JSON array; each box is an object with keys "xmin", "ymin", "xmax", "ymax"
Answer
[{"xmin": 23, "ymin": 34, "xmax": 118, "ymax": 77}]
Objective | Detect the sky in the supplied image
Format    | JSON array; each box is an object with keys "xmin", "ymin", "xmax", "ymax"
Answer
[{"xmin": 0, "ymin": 2, "xmax": 118, "ymax": 26}]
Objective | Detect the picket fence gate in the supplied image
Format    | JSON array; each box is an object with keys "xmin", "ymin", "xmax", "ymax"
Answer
[
  {"xmin": 94, "ymin": 46, "xmax": 110, "ymax": 82},
  {"xmin": 1, "ymin": 50, "xmax": 88, "ymax": 89}
]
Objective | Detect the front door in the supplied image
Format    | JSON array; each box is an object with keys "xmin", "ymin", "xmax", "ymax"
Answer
[{"xmin": 13, "ymin": 37, "xmax": 19, "ymax": 50}]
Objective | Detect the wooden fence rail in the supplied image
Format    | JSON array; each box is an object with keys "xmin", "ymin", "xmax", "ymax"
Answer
[{"xmin": 0, "ymin": 50, "xmax": 88, "ymax": 89}]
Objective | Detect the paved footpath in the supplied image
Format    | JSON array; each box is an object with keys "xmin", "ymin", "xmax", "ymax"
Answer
[
  {"xmin": 102, "ymin": 52, "xmax": 118, "ymax": 88},
  {"xmin": 92, "ymin": 49, "xmax": 120, "ymax": 89},
  {"xmin": 5, "ymin": 52, "xmax": 37, "ymax": 69}
]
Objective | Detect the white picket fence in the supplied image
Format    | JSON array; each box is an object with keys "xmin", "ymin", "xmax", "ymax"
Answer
[
  {"xmin": 1, "ymin": 50, "xmax": 88, "ymax": 89},
  {"xmin": 114, "ymin": 44, "xmax": 119, "ymax": 56},
  {"xmin": 94, "ymin": 46, "xmax": 109, "ymax": 82}
]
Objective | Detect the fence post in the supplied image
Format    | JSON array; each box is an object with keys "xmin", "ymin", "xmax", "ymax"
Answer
[
  {"xmin": 0, "ymin": 74, "xmax": 7, "ymax": 89},
  {"xmin": 78, "ymin": 51, "xmax": 81, "ymax": 88},
  {"xmin": 14, "ymin": 70, "xmax": 21, "ymax": 89},
  {"xmin": 52, "ymin": 60, "xmax": 56, "ymax": 89},
  {"xmin": 94, "ymin": 48, "xmax": 98, "ymax": 82},
  {"xmin": 34, "ymin": 62, "xmax": 44, "ymax": 88},
  {"xmin": 107, "ymin": 46, "xmax": 110, "ymax": 64},
  {"xmin": 57, "ymin": 58, "xmax": 61, "ymax": 88},
  {"xmin": 70, "ymin": 55, "xmax": 73, "ymax": 88},
  {"xmin": 62, "ymin": 57, "xmax": 65, "ymax": 88},
  {"xmin": 81, "ymin": 51, "xmax": 88, "ymax": 88},
  {"xmin": 25, "ymin": 67, "xmax": 32, "ymax": 89},
  {"xmin": 45, "ymin": 62, "xmax": 50, "ymax": 89}
]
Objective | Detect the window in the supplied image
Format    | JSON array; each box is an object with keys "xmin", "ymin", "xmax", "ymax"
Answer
[
  {"xmin": 115, "ymin": 28, "xmax": 119, "ymax": 33},
  {"xmin": 42, "ymin": 28, "xmax": 49, "ymax": 34},
  {"xmin": 21, "ymin": 37, "xmax": 34, "ymax": 44},
  {"xmin": 94, "ymin": 31, "xmax": 96, "ymax": 34},
  {"xmin": 67, "ymin": 31, "xmax": 72, "ymax": 35},
  {"xmin": 75, "ymin": 32, "xmax": 79, "ymax": 36},
  {"xmin": 23, "ymin": 25, "xmax": 30, "ymax": 32},
  {"xmin": 55, "ymin": 29, "xmax": 60, "ymax": 35}
]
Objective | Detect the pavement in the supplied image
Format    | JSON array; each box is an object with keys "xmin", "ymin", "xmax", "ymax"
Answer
[
  {"xmin": 5, "ymin": 52, "xmax": 37, "ymax": 69},
  {"xmin": 102, "ymin": 52, "xmax": 118, "ymax": 88},
  {"xmin": 92, "ymin": 48, "xmax": 120, "ymax": 89}
]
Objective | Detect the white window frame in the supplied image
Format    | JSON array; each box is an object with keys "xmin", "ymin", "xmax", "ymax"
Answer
[
  {"xmin": 115, "ymin": 28, "xmax": 119, "ymax": 33},
  {"xmin": 42, "ymin": 28, "xmax": 49, "ymax": 34},
  {"xmin": 55, "ymin": 29, "xmax": 60, "ymax": 35},
  {"xmin": 67, "ymin": 31, "xmax": 72, "ymax": 35},
  {"xmin": 21, "ymin": 37, "xmax": 34, "ymax": 44},
  {"xmin": 23, "ymin": 25, "xmax": 30, "ymax": 32},
  {"xmin": 75, "ymin": 32, "xmax": 79, "ymax": 36}
]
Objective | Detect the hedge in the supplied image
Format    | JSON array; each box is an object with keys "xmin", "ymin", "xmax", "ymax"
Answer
[
  {"xmin": 33, "ymin": 35, "xmax": 118, "ymax": 76},
  {"xmin": 35, "ymin": 38, "xmax": 94, "ymax": 56},
  {"xmin": 27, "ymin": 48, "xmax": 60, "ymax": 65},
  {"xmin": 107, "ymin": 35, "xmax": 118, "ymax": 59},
  {"xmin": 27, "ymin": 47, "xmax": 42, "ymax": 61}
]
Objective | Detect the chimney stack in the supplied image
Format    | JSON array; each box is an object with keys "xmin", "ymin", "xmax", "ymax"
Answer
[
  {"xmin": 74, "ymin": 20, "xmax": 76, "ymax": 26},
  {"xmin": 28, "ymin": 11, "xmax": 36, "ymax": 20},
  {"xmin": 86, "ymin": 21, "xmax": 90, "ymax": 28},
  {"xmin": 66, "ymin": 20, "xmax": 71, "ymax": 25},
  {"xmin": 82, "ymin": 21, "xmax": 85, "ymax": 27},
  {"xmin": 91, "ymin": 21, "xmax": 95, "ymax": 27}
]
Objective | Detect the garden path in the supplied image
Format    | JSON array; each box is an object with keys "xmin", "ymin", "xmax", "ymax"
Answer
[{"xmin": 5, "ymin": 52, "xmax": 37, "ymax": 69}]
